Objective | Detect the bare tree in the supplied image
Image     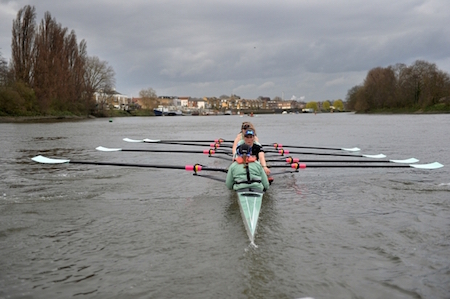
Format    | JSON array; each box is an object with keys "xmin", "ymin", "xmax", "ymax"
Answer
[
  {"xmin": 0, "ymin": 50, "xmax": 9, "ymax": 86},
  {"xmin": 33, "ymin": 11, "xmax": 70, "ymax": 112},
  {"xmin": 11, "ymin": 5, "xmax": 36, "ymax": 86},
  {"xmin": 139, "ymin": 87, "xmax": 158, "ymax": 109},
  {"xmin": 346, "ymin": 60, "xmax": 450, "ymax": 112},
  {"xmin": 85, "ymin": 56, "xmax": 115, "ymax": 91},
  {"xmin": 363, "ymin": 67, "xmax": 396, "ymax": 109},
  {"xmin": 5, "ymin": 5, "xmax": 117, "ymax": 116},
  {"xmin": 95, "ymin": 84, "xmax": 116, "ymax": 113},
  {"xmin": 84, "ymin": 56, "xmax": 115, "ymax": 113}
]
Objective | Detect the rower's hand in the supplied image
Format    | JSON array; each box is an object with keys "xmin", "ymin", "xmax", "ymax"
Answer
[{"xmin": 263, "ymin": 166, "xmax": 270, "ymax": 175}]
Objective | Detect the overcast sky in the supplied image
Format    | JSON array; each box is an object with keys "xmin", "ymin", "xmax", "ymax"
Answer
[{"xmin": 1, "ymin": 0, "xmax": 449, "ymax": 101}]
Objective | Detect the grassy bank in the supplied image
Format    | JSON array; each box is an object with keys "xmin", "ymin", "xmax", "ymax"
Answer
[{"xmin": 359, "ymin": 103, "xmax": 450, "ymax": 114}]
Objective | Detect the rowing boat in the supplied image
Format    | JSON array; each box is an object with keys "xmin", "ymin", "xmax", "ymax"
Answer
[
  {"xmin": 31, "ymin": 137, "xmax": 444, "ymax": 245},
  {"xmin": 236, "ymin": 188, "xmax": 264, "ymax": 244}
]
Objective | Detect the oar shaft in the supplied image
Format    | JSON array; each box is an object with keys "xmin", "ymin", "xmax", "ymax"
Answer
[
  {"xmin": 71, "ymin": 160, "xmax": 227, "ymax": 172},
  {"xmin": 264, "ymin": 144, "xmax": 343, "ymax": 151},
  {"xmin": 295, "ymin": 164, "xmax": 411, "ymax": 168},
  {"xmin": 268, "ymin": 164, "xmax": 412, "ymax": 168},
  {"xmin": 120, "ymin": 149, "xmax": 221, "ymax": 154},
  {"xmin": 267, "ymin": 162, "xmax": 443, "ymax": 169},
  {"xmin": 147, "ymin": 139, "xmax": 232, "ymax": 143},
  {"xmin": 70, "ymin": 160, "xmax": 188, "ymax": 169},
  {"xmin": 32, "ymin": 155, "xmax": 229, "ymax": 172},
  {"xmin": 267, "ymin": 158, "xmax": 405, "ymax": 163},
  {"xmin": 148, "ymin": 141, "xmax": 233, "ymax": 148},
  {"xmin": 265, "ymin": 150, "xmax": 361, "ymax": 157}
]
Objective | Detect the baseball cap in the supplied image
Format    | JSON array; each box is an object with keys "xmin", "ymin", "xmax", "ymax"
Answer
[
  {"xmin": 244, "ymin": 129, "xmax": 255, "ymax": 136},
  {"xmin": 237, "ymin": 143, "xmax": 251, "ymax": 156}
]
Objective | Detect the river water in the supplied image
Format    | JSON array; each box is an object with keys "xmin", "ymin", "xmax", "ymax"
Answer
[{"xmin": 0, "ymin": 113, "xmax": 449, "ymax": 299}]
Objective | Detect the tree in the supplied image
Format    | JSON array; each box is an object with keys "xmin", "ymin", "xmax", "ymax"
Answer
[
  {"xmin": 10, "ymin": 7, "xmax": 91, "ymax": 114},
  {"xmin": 363, "ymin": 67, "xmax": 396, "ymax": 109},
  {"xmin": 333, "ymin": 99, "xmax": 344, "ymax": 111},
  {"xmin": 345, "ymin": 85, "xmax": 361, "ymax": 111},
  {"xmin": 11, "ymin": 5, "xmax": 36, "ymax": 86},
  {"xmin": 0, "ymin": 50, "xmax": 9, "ymax": 86},
  {"xmin": 139, "ymin": 87, "xmax": 158, "ymax": 109},
  {"xmin": 95, "ymin": 85, "xmax": 116, "ymax": 114},
  {"xmin": 4, "ymin": 5, "xmax": 118, "ymax": 116},
  {"xmin": 33, "ymin": 11, "xmax": 89, "ymax": 113},
  {"xmin": 84, "ymin": 56, "xmax": 115, "ymax": 96},
  {"xmin": 322, "ymin": 101, "xmax": 330, "ymax": 111},
  {"xmin": 305, "ymin": 101, "xmax": 318, "ymax": 111},
  {"xmin": 345, "ymin": 60, "xmax": 450, "ymax": 112},
  {"xmin": 84, "ymin": 56, "xmax": 115, "ymax": 113}
]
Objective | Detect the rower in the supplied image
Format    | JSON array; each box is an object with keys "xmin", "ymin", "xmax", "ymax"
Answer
[
  {"xmin": 234, "ymin": 128, "xmax": 270, "ymax": 176},
  {"xmin": 232, "ymin": 122, "xmax": 260, "ymax": 158},
  {"xmin": 226, "ymin": 143, "xmax": 270, "ymax": 192}
]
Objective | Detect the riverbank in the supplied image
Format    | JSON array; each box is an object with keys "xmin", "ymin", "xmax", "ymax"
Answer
[
  {"xmin": 0, "ymin": 115, "xmax": 94, "ymax": 123},
  {"xmin": 2, "ymin": 107, "xmax": 449, "ymax": 123}
]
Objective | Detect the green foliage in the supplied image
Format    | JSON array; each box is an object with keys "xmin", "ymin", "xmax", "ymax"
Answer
[
  {"xmin": 130, "ymin": 109, "xmax": 153, "ymax": 116},
  {"xmin": 305, "ymin": 101, "xmax": 318, "ymax": 111},
  {"xmin": 333, "ymin": 99, "xmax": 344, "ymax": 111},
  {"xmin": 0, "ymin": 81, "xmax": 37, "ymax": 116}
]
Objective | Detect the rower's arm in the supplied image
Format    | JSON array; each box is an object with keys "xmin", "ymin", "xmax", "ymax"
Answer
[
  {"xmin": 258, "ymin": 152, "xmax": 270, "ymax": 175},
  {"xmin": 232, "ymin": 135, "xmax": 241, "ymax": 159},
  {"xmin": 260, "ymin": 166, "xmax": 270, "ymax": 191}
]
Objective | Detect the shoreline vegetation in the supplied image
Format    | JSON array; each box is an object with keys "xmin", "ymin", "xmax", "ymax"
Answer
[{"xmin": 2, "ymin": 106, "xmax": 449, "ymax": 123}]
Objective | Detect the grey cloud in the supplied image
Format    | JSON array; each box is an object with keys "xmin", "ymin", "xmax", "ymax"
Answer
[{"xmin": 0, "ymin": 0, "xmax": 449, "ymax": 100}]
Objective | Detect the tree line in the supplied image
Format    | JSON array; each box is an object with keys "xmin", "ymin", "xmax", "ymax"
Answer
[
  {"xmin": 346, "ymin": 60, "xmax": 450, "ymax": 112},
  {"xmin": 0, "ymin": 5, "xmax": 115, "ymax": 117}
]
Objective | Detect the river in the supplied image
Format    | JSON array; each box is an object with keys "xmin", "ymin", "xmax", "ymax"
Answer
[{"xmin": 0, "ymin": 113, "xmax": 449, "ymax": 299}]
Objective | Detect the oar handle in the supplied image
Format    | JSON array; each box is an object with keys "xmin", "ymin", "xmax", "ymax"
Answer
[{"xmin": 185, "ymin": 164, "xmax": 228, "ymax": 173}]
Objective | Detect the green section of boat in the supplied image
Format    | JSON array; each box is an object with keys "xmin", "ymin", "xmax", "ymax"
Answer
[{"xmin": 237, "ymin": 189, "xmax": 264, "ymax": 243}]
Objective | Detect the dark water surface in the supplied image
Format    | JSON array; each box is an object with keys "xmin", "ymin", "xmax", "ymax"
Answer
[{"xmin": 1, "ymin": 114, "xmax": 449, "ymax": 299}]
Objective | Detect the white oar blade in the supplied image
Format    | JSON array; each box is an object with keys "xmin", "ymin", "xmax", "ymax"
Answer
[
  {"xmin": 123, "ymin": 138, "xmax": 143, "ymax": 143},
  {"xmin": 143, "ymin": 139, "xmax": 160, "ymax": 142},
  {"xmin": 410, "ymin": 162, "xmax": 444, "ymax": 169},
  {"xmin": 389, "ymin": 158, "xmax": 419, "ymax": 164},
  {"xmin": 96, "ymin": 146, "xmax": 122, "ymax": 152},
  {"xmin": 341, "ymin": 147, "xmax": 361, "ymax": 152},
  {"xmin": 362, "ymin": 153, "xmax": 386, "ymax": 159},
  {"xmin": 32, "ymin": 155, "xmax": 70, "ymax": 164}
]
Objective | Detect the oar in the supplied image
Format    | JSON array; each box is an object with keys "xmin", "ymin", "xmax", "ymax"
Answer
[
  {"xmin": 146, "ymin": 138, "xmax": 232, "ymax": 143},
  {"xmin": 124, "ymin": 138, "xmax": 233, "ymax": 144},
  {"xmin": 95, "ymin": 146, "xmax": 232, "ymax": 156},
  {"xmin": 127, "ymin": 138, "xmax": 363, "ymax": 152},
  {"xmin": 265, "ymin": 149, "xmax": 387, "ymax": 158},
  {"xmin": 267, "ymin": 162, "xmax": 443, "ymax": 170},
  {"xmin": 123, "ymin": 138, "xmax": 232, "ymax": 149},
  {"xmin": 125, "ymin": 138, "xmax": 383, "ymax": 158},
  {"xmin": 31, "ymin": 155, "xmax": 228, "ymax": 172},
  {"xmin": 263, "ymin": 143, "xmax": 361, "ymax": 152},
  {"xmin": 265, "ymin": 157, "xmax": 419, "ymax": 164},
  {"xmin": 126, "ymin": 138, "xmax": 362, "ymax": 153}
]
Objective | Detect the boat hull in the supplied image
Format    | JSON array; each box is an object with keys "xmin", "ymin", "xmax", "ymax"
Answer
[
  {"xmin": 237, "ymin": 188, "xmax": 264, "ymax": 244},
  {"xmin": 153, "ymin": 108, "xmax": 164, "ymax": 116},
  {"xmin": 166, "ymin": 110, "xmax": 183, "ymax": 116}
]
